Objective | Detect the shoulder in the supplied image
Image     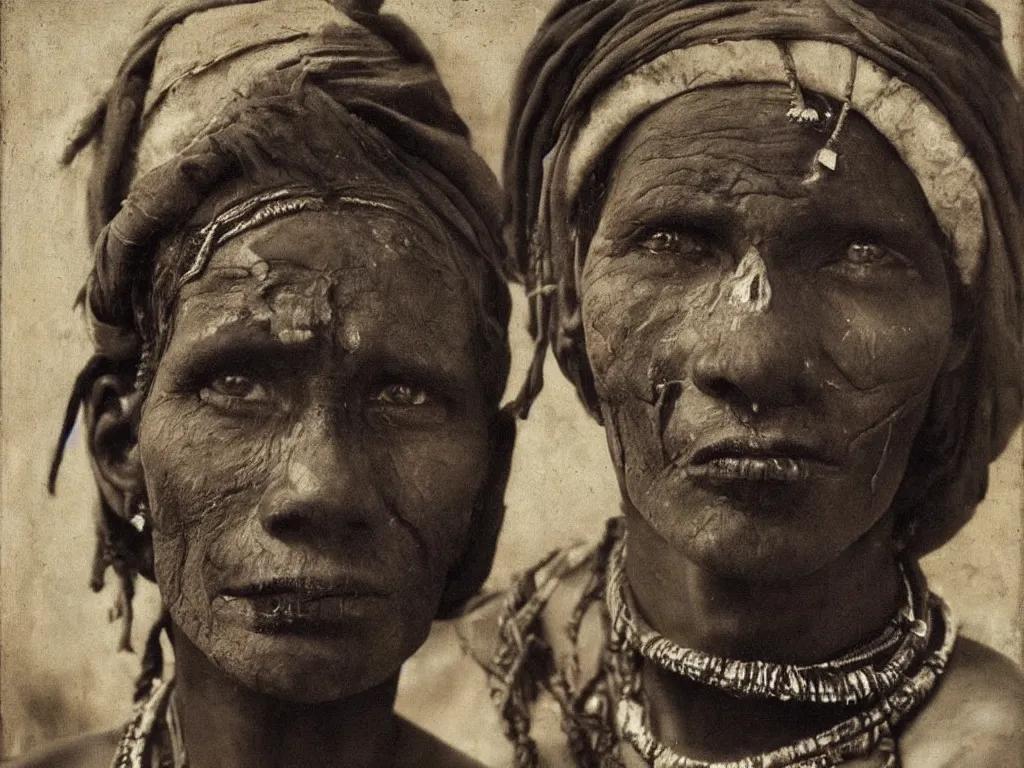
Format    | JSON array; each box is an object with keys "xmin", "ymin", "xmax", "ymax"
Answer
[
  {"xmin": 394, "ymin": 716, "xmax": 487, "ymax": 768},
  {"xmin": 395, "ymin": 540, "xmax": 604, "ymax": 768},
  {"xmin": 3, "ymin": 729, "xmax": 120, "ymax": 768},
  {"xmin": 900, "ymin": 637, "xmax": 1024, "ymax": 767}
]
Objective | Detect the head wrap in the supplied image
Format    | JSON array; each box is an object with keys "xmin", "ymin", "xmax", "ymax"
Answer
[
  {"xmin": 504, "ymin": 0, "xmax": 1024, "ymax": 554},
  {"xmin": 64, "ymin": 0, "xmax": 507, "ymax": 361}
]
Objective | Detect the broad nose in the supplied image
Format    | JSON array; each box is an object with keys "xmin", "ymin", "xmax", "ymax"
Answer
[
  {"xmin": 258, "ymin": 407, "xmax": 384, "ymax": 542},
  {"xmin": 687, "ymin": 316, "xmax": 820, "ymax": 412}
]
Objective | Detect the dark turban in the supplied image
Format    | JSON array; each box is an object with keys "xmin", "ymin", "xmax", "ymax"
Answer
[
  {"xmin": 504, "ymin": 0, "xmax": 1024, "ymax": 554},
  {"xmin": 64, "ymin": 0, "xmax": 508, "ymax": 361}
]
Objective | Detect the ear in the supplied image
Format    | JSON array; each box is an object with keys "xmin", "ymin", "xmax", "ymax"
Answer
[
  {"xmin": 436, "ymin": 409, "xmax": 516, "ymax": 619},
  {"xmin": 83, "ymin": 373, "xmax": 146, "ymax": 521}
]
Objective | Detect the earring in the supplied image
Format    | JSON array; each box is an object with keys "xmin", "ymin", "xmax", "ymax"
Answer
[{"xmin": 129, "ymin": 496, "xmax": 149, "ymax": 533}]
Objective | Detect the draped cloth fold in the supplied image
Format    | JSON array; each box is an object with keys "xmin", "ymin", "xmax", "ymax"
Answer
[
  {"xmin": 504, "ymin": 0, "xmax": 1024, "ymax": 554},
  {"xmin": 65, "ymin": 0, "xmax": 508, "ymax": 364}
]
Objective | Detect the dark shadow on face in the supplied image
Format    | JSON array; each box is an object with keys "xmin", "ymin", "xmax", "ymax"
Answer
[
  {"xmin": 137, "ymin": 208, "xmax": 494, "ymax": 703},
  {"xmin": 580, "ymin": 84, "xmax": 957, "ymax": 581}
]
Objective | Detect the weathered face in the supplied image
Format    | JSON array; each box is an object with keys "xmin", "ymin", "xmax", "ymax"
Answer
[
  {"xmin": 581, "ymin": 85, "xmax": 956, "ymax": 580},
  {"xmin": 138, "ymin": 208, "xmax": 493, "ymax": 702}
]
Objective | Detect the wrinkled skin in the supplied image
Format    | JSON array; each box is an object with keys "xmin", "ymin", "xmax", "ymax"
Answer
[
  {"xmin": 581, "ymin": 84, "xmax": 960, "ymax": 581},
  {"xmin": 138, "ymin": 208, "xmax": 493, "ymax": 702}
]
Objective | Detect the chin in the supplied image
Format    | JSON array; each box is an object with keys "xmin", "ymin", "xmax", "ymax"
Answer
[
  {"xmin": 677, "ymin": 524, "xmax": 828, "ymax": 582},
  {"xmin": 241, "ymin": 660, "xmax": 388, "ymax": 704},
  {"xmin": 635, "ymin": 480, "xmax": 850, "ymax": 583},
  {"xmin": 204, "ymin": 620, "xmax": 422, "ymax": 703}
]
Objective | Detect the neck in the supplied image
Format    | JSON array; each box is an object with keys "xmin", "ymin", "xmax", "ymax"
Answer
[
  {"xmin": 624, "ymin": 506, "xmax": 901, "ymax": 663},
  {"xmin": 621, "ymin": 506, "xmax": 904, "ymax": 760},
  {"xmin": 170, "ymin": 626, "xmax": 401, "ymax": 768}
]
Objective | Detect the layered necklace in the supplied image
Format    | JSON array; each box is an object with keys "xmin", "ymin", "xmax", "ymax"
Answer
[{"xmin": 601, "ymin": 524, "xmax": 956, "ymax": 768}]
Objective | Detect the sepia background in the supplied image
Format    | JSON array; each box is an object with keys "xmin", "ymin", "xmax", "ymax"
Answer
[{"xmin": 1, "ymin": 0, "xmax": 1022, "ymax": 759}]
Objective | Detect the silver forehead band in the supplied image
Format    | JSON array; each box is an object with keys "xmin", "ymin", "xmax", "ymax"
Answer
[
  {"xmin": 559, "ymin": 39, "xmax": 988, "ymax": 285},
  {"xmin": 178, "ymin": 185, "xmax": 405, "ymax": 288}
]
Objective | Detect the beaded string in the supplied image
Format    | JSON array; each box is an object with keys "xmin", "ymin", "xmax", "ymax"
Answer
[
  {"xmin": 166, "ymin": 690, "xmax": 189, "ymax": 768},
  {"xmin": 776, "ymin": 42, "xmax": 860, "ymax": 174},
  {"xmin": 605, "ymin": 531, "xmax": 957, "ymax": 768},
  {"xmin": 812, "ymin": 48, "xmax": 859, "ymax": 172},
  {"xmin": 606, "ymin": 541, "xmax": 930, "ymax": 706}
]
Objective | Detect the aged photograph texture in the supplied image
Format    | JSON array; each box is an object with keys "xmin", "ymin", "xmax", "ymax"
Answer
[{"xmin": 1, "ymin": 0, "xmax": 1023, "ymax": 766}]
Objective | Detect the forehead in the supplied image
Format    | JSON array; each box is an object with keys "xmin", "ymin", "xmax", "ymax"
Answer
[
  {"xmin": 604, "ymin": 84, "xmax": 938, "ymax": 232},
  {"xmin": 185, "ymin": 207, "xmax": 457, "ymax": 291},
  {"xmin": 173, "ymin": 207, "xmax": 476, "ymax": 350}
]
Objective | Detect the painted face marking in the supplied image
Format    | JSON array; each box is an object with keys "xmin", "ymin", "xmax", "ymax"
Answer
[
  {"xmin": 262, "ymin": 276, "xmax": 335, "ymax": 345},
  {"xmin": 232, "ymin": 242, "xmax": 369, "ymax": 354},
  {"xmin": 727, "ymin": 247, "xmax": 772, "ymax": 314},
  {"xmin": 654, "ymin": 380, "xmax": 683, "ymax": 462}
]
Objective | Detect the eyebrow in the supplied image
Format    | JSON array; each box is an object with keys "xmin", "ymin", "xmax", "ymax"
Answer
[
  {"xmin": 596, "ymin": 197, "xmax": 739, "ymax": 252},
  {"xmin": 604, "ymin": 187, "xmax": 940, "ymax": 255},
  {"xmin": 172, "ymin": 322, "xmax": 316, "ymax": 375},
  {"xmin": 352, "ymin": 340, "xmax": 476, "ymax": 402},
  {"xmin": 175, "ymin": 319, "xmax": 476, "ymax": 398},
  {"xmin": 623, "ymin": 208, "xmax": 732, "ymax": 237}
]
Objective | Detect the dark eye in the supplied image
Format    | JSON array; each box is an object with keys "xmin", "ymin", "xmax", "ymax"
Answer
[
  {"xmin": 845, "ymin": 242, "xmax": 914, "ymax": 269},
  {"xmin": 827, "ymin": 242, "xmax": 917, "ymax": 282},
  {"xmin": 846, "ymin": 243, "xmax": 904, "ymax": 266},
  {"xmin": 199, "ymin": 375, "xmax": 271, "ymax": 410},
  {"xmin": 372, "ymin": 383, "xmax": 431, "ymax": 407},
  {"xmin": 640, "ymin": 230, "xmax": 713, "ymax": 262}
]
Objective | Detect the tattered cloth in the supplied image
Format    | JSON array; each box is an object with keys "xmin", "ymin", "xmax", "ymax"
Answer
[
  {"xmin": 65, "ymin": 0, "xmax": 507, "ymax": 363},
  {"xmin": 504, "ymin": 0, "xmax": 1024, "ymax": 554}
]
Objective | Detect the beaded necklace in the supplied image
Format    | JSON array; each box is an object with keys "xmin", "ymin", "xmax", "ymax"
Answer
[
  {"xmin": 604, "ymin": 528, "xmax": 957, "ymax": 768},
  {"xmin": 606, "ymin": 539, "xmax": 928, "ymax": 706}
]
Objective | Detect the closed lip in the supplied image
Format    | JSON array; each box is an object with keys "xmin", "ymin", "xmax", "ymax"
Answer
[
  {"xmin": 219, "ymin": 576, "xmax": 390, "ymax": 601},
  {"xmin": 689, "ymin": 437, "xmax": 838, "ymax": 466},
  {"xmin": 215, "ymin": 577, "xmax": 391, "ymax": 634},
  {"xmin": 683, "ymin": 436, "xmax": 839, "ymax": 482}
]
